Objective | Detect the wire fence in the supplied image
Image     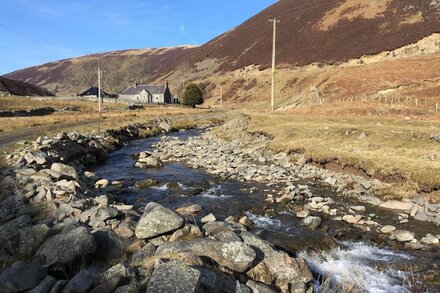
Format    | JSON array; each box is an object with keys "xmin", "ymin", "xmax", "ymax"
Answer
[{"xmin": 330, "ymin": 95, "xmax": 440, "ymax": 111}]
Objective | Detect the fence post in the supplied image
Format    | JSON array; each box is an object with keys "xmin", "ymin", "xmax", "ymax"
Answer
[{"xmin": 415, "ymin": 98, "xmax": 418, "ymax": 107}]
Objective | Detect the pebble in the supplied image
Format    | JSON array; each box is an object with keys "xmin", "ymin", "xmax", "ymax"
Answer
[
  {"xmin": 201, "ymin": 213, "xmax": 216, "ymax": 223},
  {"xmin": 350, "ymin": 205, "xmax": 366, "ymax": 212},
  {"xmin": 342, "ymin": 214, "xmax": 362, "ymax": 224},
  {"xmin": 420, "ymin": 234, "xmax": 439, "ymax": 245},
  {"xmin": 95, "ymin": 179, "xmax": 109, "ymax": 188},
  {"xmin": 380, "ymin": 225, "xmax": 396, "ymax": 234},
  {"xmin": 296, "ymin": 210, "xmax": 310, "ymax": 219},
  {"xmin": 393, "ymin": 230, "xmax": 415, "ymax": 242}
]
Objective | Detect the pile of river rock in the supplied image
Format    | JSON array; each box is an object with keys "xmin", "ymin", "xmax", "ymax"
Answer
[
  {"xmin": 150, "ymin": 115, "xmax": 440, "ymax": 247},
  {"xmin": 0, "ymin": 115, "xmax": 316, "ymax": 293}
]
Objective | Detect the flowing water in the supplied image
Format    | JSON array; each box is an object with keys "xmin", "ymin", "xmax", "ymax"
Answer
[{"xmin": 92, "ymin": 130, "xmax": 439, "ymax": 293}]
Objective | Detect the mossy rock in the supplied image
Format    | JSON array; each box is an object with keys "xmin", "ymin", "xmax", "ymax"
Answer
[
  {"xmin": 135, "ymin": 179, "xmax": 161, "ymax": 189},
  {"xmin": 165, "ymin": 182, "xmax": 180, "ymax": 189}
]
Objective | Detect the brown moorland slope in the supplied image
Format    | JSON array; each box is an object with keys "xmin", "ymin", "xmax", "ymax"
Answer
[
  {"xmin": 0, "ymin": 76, "xmax": 54, "ymax": 97},
  {"xmin": 5, "ymin": 0, "xmax": 440, "ymax": 96},
  {"xmin": 198, "ymin": 41, "xmax": 440, "ymax": 110},
  {"xmin": 5, "ymin": 46, "xmax": 195, "ymax": 95},
  {"xmin": 164, "ymin": 0, "xmax": 440, "ymax": 73}
]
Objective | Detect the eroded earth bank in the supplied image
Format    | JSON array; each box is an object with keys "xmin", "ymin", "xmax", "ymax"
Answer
[{"xmin": 0, "ymin": 113, "xmax": 439, "ymax": 293}]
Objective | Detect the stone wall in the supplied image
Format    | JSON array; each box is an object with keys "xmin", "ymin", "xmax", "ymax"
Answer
[{"xmin": 0, "ymin": 107, "xmax": 56, "ymax": 117}]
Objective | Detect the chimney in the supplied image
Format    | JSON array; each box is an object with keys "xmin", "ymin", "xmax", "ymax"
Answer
[{"xmin": 134, "ymin": 82, "xmax": 139, "ymax": 88}]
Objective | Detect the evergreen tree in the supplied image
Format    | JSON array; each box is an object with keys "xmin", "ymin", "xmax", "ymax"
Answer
[{"xmin": 182, "ymin": 83, "xmax": 204, "ymax": 108}]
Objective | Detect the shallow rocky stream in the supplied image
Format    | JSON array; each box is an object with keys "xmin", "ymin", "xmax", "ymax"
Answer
[{"xmin": 92, "ymin": 129, "xmax": 440, "ymax": 293}]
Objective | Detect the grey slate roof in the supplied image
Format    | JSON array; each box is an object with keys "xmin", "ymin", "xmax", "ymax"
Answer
[
  {"xmin": 120, "ymin": 85, "xmax": 166, "ymax": 96},
  {"xmin": 79, "ymin": 87, "xmax": 110, "ymax": 97}
]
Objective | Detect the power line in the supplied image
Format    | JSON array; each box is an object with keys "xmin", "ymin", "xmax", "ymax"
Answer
[{"xmin": 0, "ymin": 22, "xmax": 73, "ymax": 58}]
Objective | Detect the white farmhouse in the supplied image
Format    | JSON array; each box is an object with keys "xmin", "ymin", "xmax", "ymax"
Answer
[{"xmin": 118, "ymin": 82, "xmax": 177, "ymax": 104}]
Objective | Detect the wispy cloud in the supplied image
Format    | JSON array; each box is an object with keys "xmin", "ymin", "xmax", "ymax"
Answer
[
  {"xmin": 0, "ymin": 22, "xmax": 82, "ymax": 58},
  {"xmin": 14, "ymin": 0, "xmax": 64, "ymax": 17},
  {"xmin": 179, "ymin": 25, "xmax": 197, "ymax": 45},
  {"xmin": 104, "ymin": 12, "xmax": 132, "ymax": 26}
]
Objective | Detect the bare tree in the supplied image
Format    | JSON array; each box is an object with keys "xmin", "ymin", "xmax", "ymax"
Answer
[
  {"xmin": 173, "ymin": 61, "xmax": 192, "ymax": 98},
  {"xmin": 103, "ymin": 70, "xmax": 123, "ymax": 94},
  {"xmin": 176, "ymin": 61, "xmax": 190, "ymax": 87},
  {"xmin": 69, "ymin": 78, "xmax": 83, "ymax": 96},
  {"xmin": 80, "ymin": 62, "xmax": 98, "ymax": 88},
  {"xmin": 124, "ymin": 58, "xmax": 150, "ymax": 86}
]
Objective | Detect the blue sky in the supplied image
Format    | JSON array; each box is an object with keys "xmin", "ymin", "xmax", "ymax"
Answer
[{"xmin": 0, "ymin": 0, "xmax": 277, "ymax": 74}]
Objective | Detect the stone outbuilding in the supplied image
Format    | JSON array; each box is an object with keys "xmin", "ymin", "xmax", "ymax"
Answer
[
  {"xmin": 118, "ymin": 82, "xmax": 177, "ymax": 104},
  {"xmin": 78, "ymin": 87, "xmax": 111, "ymax": 99}
]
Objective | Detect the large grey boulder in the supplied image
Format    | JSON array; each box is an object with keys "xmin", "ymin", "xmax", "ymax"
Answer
[
  {"xmin": 89, "ymin": 277, "xmax": 121, "ymax": 293},
  {"xmin": 431, "ymin": 134, "xmax": 440, "ymax": 143},
  {"xmin": 113, "ymin": 283, "xmax": 139, "ymax": 293},
  {"xmin": 50, "ymin": 163, "xmax": 78, "ymax": 179},
  {"xmin": 129, "ymin": 242, "xmax": 157, "ymax": 266},
  {"xmin": 246, "ymin": 280, "xmax": 275, "ymax": 293},
  {"xmin": 147, "ymin": 261, "xmax": 201, "ymax": 293},
  {"xmin": 85, "ymin": 206, "xmax": 120, "ymax": 228},
  {"xmin": 36, "ymin": 227, "xmax": 96, "ymax": 266},
  {"xmin": 51, "ymin": 280, "xmax": 68, "ymax": 292},
  {"xmin": 0, "ymin": 261, "xmax": 47, "ymax": 292},
  {"xmin": 379, "ymin": 200, "xmax": 413, "ymax": 212},
  {"xmin": 63, "ymin": 267, "xmax": 103, "ymax": 293},
  {"xmin": 202, "ymin": 221, "xmax": 234, "ymax": 236},
  {"xmin": 92, "ymin": 229, "xmax": 131, "ymax": 266},
  {"xmin": 135, "ymin": 202, "xmax": 184, "ymax": 239},
  {"xmin": 239, "ymin": 231, "xmax": 312, "ymax": 292},
  {"xmin": 158, "ymin": 122, "xmax": 172, "ymax": 132},
  {"xmin": 0, "ymin": 195, "xmax": 26, "ymax": 224},
  {"xmin": 421, "ymin": 234, "xmax": 439, "ymax": 245},
  {"xmin": 156, "ymin": 238, "xmax": 256, "ymax": 273},
  {"xmin": 19, "ymin": 224, "xmax": 51, "ymax": 257},
  {"xmin": 134, "ymin": 156, "xmax": 163, "ymax": 169},
  {"xmin": 26, "ymin": 275, "xmax": 57, "ymax": 293},
  {"xmin": 392, "ymin": 230, "xmax": 415, "ymax": 242},
  {"xmin": 300, "ymin": 216, "xmax": 322, "ymax": 230},
  {"xmin": 199, "ymin": 268, "xmax": 251, "ymax": 293},
  {"xmin": 24, "ymin": 151, "xmax": 49, "ymax": 166},
  {"xmin": 0, "ymin": 215, "xmax": 32, "ymax": 242},
  {"xmin": 93, "ymin": 263, "xmax": 132, "ymax": 290}
]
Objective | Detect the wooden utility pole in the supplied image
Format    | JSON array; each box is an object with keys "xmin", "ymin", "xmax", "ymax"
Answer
[
  {"xmin": 220, "ymin": 84, "xmax": 223, "ymax": 108},
  {"xmin": 311, "ymin": 86, "xmax": 321, "ymax": 104},
  {"xmin": 98, "ymin": 66, "xmax": 102, "ymax": 113},
  {"xmin": 98, "ymin": 66, "xmax": 102, "ymax": 132},
  {"xmin": 269, "ymin": 18, "xmax": 280, "ymax": 113}
]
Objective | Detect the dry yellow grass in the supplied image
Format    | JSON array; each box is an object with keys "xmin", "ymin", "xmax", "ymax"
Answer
[
  {"xmin": 318, "ymin": 0, "xmax": 392, "ymax": 31},
  {"xmin": 245, "ymin": 108, "xmax": 440, "ymax": 199},
  {"xmin": 0, "ymin": 96, "xmax": 208, "ymax": 134}
]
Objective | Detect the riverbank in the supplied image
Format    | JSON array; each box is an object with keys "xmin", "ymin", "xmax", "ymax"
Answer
[
  {"xmin": 0, "ymin": 113, "xmax": 318, "ymax": 293},
  {"xmin": 153, "ymin": 114, "xmax": 439, "ymax": 241},
  {"xmin": 151, "ymin": 114, "xmax": 439, "ymax": 290},
  {"xmin": 244, "ymin": 112, "xmax": 440, "ymax": 201},
  {"xmin": 0, "ymin": 112, "xmax": 439, "ymax": 292},
  {"xmin": 0, "ymin": 96, "xmax": 208, "ymax": 134}
]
